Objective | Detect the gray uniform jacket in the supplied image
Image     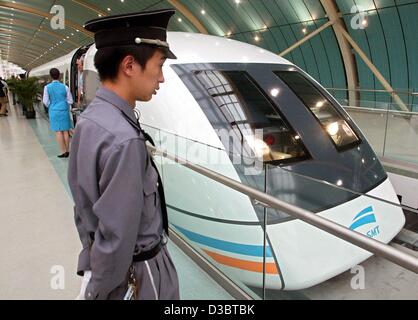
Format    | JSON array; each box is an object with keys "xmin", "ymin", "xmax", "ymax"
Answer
[{"xmin": 68, "ymin": 87, "xmax": 179, "ymax": 300}]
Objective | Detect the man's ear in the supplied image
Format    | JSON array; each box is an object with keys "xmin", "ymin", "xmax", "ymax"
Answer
[{"xmin": 120, "ymin": 55, "xmax": 139, "ymax": 77}]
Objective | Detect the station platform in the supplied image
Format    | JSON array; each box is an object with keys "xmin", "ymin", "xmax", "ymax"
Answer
[{"xmin": 0, "ymin": 101, "xmax": 233, "ymax": 300}]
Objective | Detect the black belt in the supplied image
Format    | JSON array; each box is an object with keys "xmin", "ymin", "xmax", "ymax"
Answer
[
  {"xmin": 132, "ymin": 234, "xmax": 168, "ymax": 262},
  {"xmin": 89, "ymin": 232, "xmax": 168, "ymax": 262}
]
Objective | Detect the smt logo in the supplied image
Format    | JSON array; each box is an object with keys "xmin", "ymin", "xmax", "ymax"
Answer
[{"xmin": 350, "ymin": 206, "xmax": 380, "ymax": 238}]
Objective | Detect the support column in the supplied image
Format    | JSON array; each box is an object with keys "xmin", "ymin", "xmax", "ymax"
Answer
[
  {"xmin": 321, "ymin": 0, "xmax": 359, "ymax": 107},
  {"xmin": 336, "ymin": 24, "xmax": 409, "ymax": 111},
  {"xmin": 279, "ymin": 21, "xmax": 334, "ymax": 57},
  {"xmin": 167, "ymin": 0, "xmax": 209, "ymax": 34}
]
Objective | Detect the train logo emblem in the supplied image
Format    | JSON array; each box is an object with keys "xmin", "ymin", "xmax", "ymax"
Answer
[{"xmin": 350, "ymin": 206, "xmax": 380, "ymax": 238}]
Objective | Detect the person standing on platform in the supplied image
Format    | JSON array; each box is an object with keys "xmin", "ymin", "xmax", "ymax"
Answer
[
  {"xmin": 68, "ymin": 9, "xmax": 180, "ymax": 300},
  {"xmin": 0, "ymin": 77, "xmax": 9, "ymax": 116},
  {"xmin": 43, "ymin": 68, "xmax": 74, "ymax": 158}
]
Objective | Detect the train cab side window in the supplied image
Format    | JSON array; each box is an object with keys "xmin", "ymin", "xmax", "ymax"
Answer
[
  {"xmin": 274, "ymin": 71, "xmax": 360, "ymax": 150},
  {"xmin": 194, "ymin": 70, "xmax": 308, "ymax": 164}
]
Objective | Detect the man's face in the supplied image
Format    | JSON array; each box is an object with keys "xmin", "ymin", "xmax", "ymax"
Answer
[
  {"xmin": 77, "ymin": 60, "xmax": 83, "ymax": 71},
  {"xmin": 132, "ymin": 50, "xmax": 166, "ymax": 102}
]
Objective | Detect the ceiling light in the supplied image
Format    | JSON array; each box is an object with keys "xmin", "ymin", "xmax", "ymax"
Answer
[
  {"xmin": 201, "ymin": 9, "xmax": 206, "ymax": 15},
  {"xmin": 178, "ymin": 18, "xmax": 182, "ymax": 22}
]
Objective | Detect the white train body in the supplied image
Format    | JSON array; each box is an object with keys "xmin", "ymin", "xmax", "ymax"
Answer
[{"xmin": 30, "ymin": 32, "xmax": 405, "ymax": 290}]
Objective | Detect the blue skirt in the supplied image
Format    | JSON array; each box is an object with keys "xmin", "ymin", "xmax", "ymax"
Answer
[{"xmin": 49, "ymin": 109, "xmax": 73, "ymax": 132}]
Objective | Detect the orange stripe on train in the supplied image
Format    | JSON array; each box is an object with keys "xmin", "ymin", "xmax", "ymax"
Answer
[{"xmin": 203, "ymin": 249, "xmax": 279, "ymax": 275}]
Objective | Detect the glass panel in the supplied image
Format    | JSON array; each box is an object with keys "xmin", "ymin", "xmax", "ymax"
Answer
[
  {"xmin": 142, "ymin": 123, "xmax": 269, "ymax": 298},
  {"xmin": 344, "ymin": 106, "xmax": 388, "ymax": 157},
  {"xmin": 194, "ymin": 69, "xmax": 307, "ymax": 164},
  {"xmin": 383, "ymin": 104, "xmax": 418, "ymax": 165},
  {"xmin": 275, "ymin": 71, "xmax": 360, "ymax": 150}
]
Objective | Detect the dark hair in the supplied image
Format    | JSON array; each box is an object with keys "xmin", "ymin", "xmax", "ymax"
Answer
[
  {"xmin": 94, "ymin": 45, "xmax": 161, "ymax": 81},
  {"xmin": 49, "ymin": 68, "xmax": 60, "ymax": 80}
]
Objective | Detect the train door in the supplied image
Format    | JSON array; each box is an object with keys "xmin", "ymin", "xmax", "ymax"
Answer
[{"xmin": 70, "ymin": 45, "xmax": 91, "ymax": 125}]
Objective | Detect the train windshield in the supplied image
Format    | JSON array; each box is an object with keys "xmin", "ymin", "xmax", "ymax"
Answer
[
  {"xmin": 274, "ymin": 71, "xmax": 360, "ymax": 150},
  {"xmin": 194, "ymin": 70, "xmax": 308, "ymax": 164}
]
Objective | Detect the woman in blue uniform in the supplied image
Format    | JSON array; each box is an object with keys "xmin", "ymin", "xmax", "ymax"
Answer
[{"xmin": 43, "ymin": 68, "xmax": 74, "ymax": 158}]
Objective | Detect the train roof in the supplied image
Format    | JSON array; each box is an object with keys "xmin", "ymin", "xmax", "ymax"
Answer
[
  {"xmin": 29, "ymin": 49, "xmax": 78, "ymax": 77},
  {"xmin": 84, "ymin": 32, "xmax": 293, "ymax": 72},
  {"xmin": 166, "ymin": 32, "xmax": 292, "ymax": 65}
]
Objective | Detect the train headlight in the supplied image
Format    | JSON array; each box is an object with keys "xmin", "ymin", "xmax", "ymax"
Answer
[
  {"xmin": 255, "ymin": 139, "xmax": 270, "ymax": 156},
  {"xmin": 326, "ymin": 122, "xmax": 339, "ymax": 136},
  {"xmin": 246, "ymin": 136, "xmax": 271, "ymax": 157}
]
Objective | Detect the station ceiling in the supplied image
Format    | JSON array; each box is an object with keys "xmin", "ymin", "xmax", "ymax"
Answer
[{"xmin": 0, "ymin": 0, "xmax": 417, "ymax": 106}]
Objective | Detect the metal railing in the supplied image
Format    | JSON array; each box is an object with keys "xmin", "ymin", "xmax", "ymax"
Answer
[
  {"xmin": 325, "ymin": 87, "xmax": 418, "ymax": 112},
  {"xmin": 148, "ymin": 144, "xmax": 418, "ymax": 274},
  {"xmin": 326, "ymin": 87, "xmax": 417, "ymax": 96}
]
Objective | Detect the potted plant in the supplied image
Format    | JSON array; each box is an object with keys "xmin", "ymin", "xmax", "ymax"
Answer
[{"xmin": 14, "ymin": 77, "xmax": 41, "ymax": 119}]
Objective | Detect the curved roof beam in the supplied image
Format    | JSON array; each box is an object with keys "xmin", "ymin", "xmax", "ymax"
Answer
[
  {"xmin": 0, "ymin": 1, "xmax": 92, "ymax": 37},
  {"xmin": 321, "ymin": 0, "xmax": 407, "ymax": 112},
  {"xmin": 0, "ymin": 17, "xmax": 80, "ymax": 47},
  {"xmin": 336, "ymin": 24, "xmax": 409, "ymax": 112},
  {"xmin": 0, "ymin": 44, "xmax": 42, "ymax": 61},
  {"xmin": 0, "ymin": 42, "xmax": 60, "ymax": 65},
  {"xmin": 167, "ymin": 0, "xmax": 208, "ymax": 34},
  {"xmin": 0, "ymin": 30, "xmax": 72, "ymax": 54},
  {"xmin": 279, "ymin": 21, "xmax": 334, "ymax": 57},
  {"xmin": 0, "ymin": 42, "xmax": 51, "ymax": 58},
  {"xmin": 71, "ymin": 0, "xmax": 107, "ymax": 17},
  {"xmin": 72, "ymin": 0, "xmax": 209, "ymax": 35},
  {"xmin": 320, "ymin": 0, "xmax": 359, "ymax": 107}
]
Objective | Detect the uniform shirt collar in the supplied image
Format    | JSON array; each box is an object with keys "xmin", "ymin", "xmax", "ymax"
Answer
[{"xmin": 96, "ymin": 87, "xmax": 138, "ymax": 124}]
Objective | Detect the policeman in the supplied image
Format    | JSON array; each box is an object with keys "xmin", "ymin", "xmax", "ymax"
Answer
[{"xmin": 68, "ymin": 9, "xmax": 179, "ymax": 300}]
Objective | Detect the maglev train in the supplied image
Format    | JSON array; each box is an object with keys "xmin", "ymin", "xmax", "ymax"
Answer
[{"xmin": 30, "ymin": 32, "xmax": 405, "ymax": 290}]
